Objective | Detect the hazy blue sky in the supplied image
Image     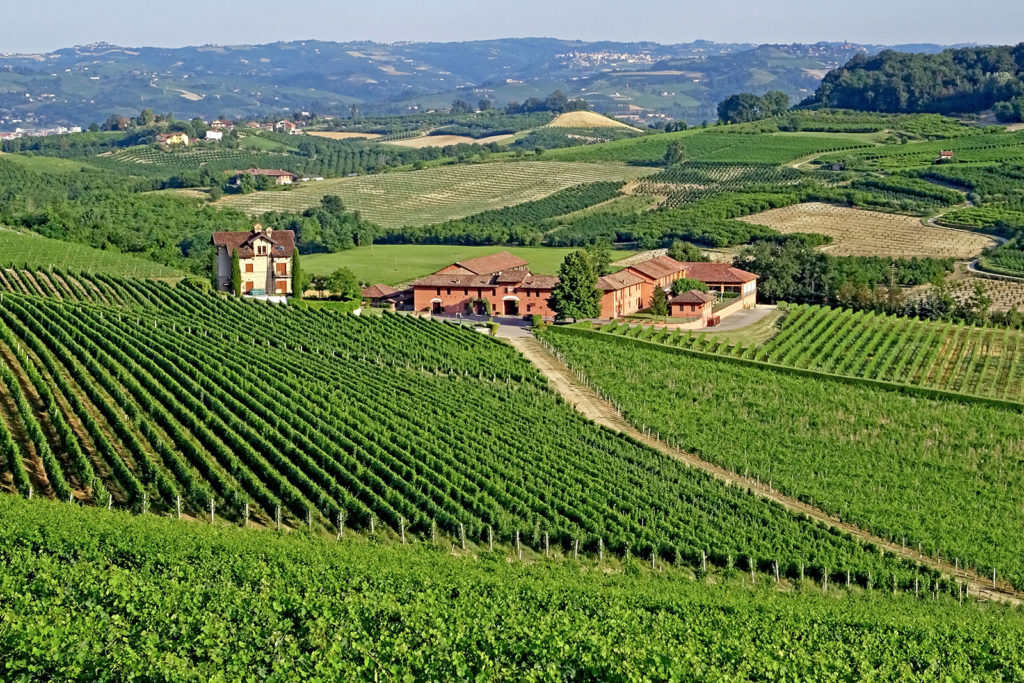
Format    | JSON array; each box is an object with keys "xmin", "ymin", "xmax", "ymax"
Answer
[{"xmin": 5, "ymin": 0, "xmax": 1022, "ymax": 53}]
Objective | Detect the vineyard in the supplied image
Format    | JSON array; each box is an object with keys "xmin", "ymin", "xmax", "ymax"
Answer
[
  {"xmin": 0, "ymin": 273, "xmax": 948, "ymax": 592},
  {"xmin": 599, "ymin": 304, "xmax": 1024, "ymax": 401},
  {"xmin": 819, "ymin": 131, "xmax": 1024, "ymax": 171},
  {"xmin": 946, "ymin": 274, "xmax": 1024, "ymax": 312},
  {"xmin": 736, "ymin": 202, "xmax": 996, "ymax": 258},
  {"xmin": 542, "ymin": 326, "xmax": 1024, "ymax": 589},
  {"xmin": 216, "ymin": 161, "xmax": 651, "ymax": 227},
  {"xmin": 0, "ymin": 230, "xmax": 185, "ymax": 279},
  {"xmin": 935, "ymin": 204, "xmax": 1024, "ymax": 233},
  {"xmin": 5, "ymin": 496, "xmax": 1022, "ymax": 680},
  {"xmin": 544, "ymin": 130, "xmax": 877, "ymax": 164},
  {"xmin": 107, "ymin": 145, "xmax": 293, "ymax": 174},
  {"xmin": 634, "ymin": 163, "xmax": 804, "ymax": 207}
]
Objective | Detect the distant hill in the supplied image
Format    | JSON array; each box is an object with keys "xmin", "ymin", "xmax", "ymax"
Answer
[
  {"xmin": 0, "ymin": 38, "xmax": 958, "ymax": 129},
  {"xmin": 806, "ymin": 44, "xmax": 1024, "ymax": 119}
]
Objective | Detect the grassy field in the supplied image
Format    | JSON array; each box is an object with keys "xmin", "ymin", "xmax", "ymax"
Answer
[
  {"xmin": 304, "ymin": 244, "xmax": 623, "ymax": 283},
  {"xmin": 0, "ymin": 228, "xmax": 186, "ymax": 279},
  {"xmin": 738, "ymin": 202, "xmax": 997, "ymax": 258},
  {"xmin": 217, "ymin": 161, "xmax": 652, "ymax": 227}
]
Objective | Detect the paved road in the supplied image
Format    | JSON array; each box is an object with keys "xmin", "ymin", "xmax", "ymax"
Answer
[{"xmin": 700, "ymin": 304, "xmax": 777, "ymax": 332}]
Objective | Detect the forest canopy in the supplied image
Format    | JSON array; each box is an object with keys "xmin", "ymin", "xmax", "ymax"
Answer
[{"xmin": 807, "ymin": 45, "xmax": 1024, "ymax": 121}]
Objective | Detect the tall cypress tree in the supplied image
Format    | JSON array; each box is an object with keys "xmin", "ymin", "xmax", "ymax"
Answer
[
  {"xmin": 231, "ymin": 248, "xmax": 241, "ymax": 296},
  {"xmin": 650, "ymin": 286, "xmax": 669, "ymax": 316},
  {"xmin": 291, "ymin": 250, "xmax": 307, "ymax": 299},
  {"xmin": 549, "ymin": 250, "xmax": 602, "ymax": 322}
]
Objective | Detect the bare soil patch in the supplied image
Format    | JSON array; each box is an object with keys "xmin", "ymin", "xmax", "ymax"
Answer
[
  {"xmin": 383, "ymin": 133, "xmax": 514, "ymax": 148},
  {"xmin": 738, "ymin": 202, "xmax": 996, "ymax": 259},
  {"xmin": 546, "ymin": 111, "xmax": 640, "ymax": 130},
  {"xmin": 306, "ymin": 131, "xmax": 382, "ymax": 140}
]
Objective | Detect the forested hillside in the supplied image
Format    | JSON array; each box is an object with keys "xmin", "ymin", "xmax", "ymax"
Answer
[{"xmin": 809, "ymin": 45, "xmax": 1024, "ymax": 120}]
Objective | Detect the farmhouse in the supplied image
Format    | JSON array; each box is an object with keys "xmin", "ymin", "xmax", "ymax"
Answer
[
  {"xmin": 231, "ymin": 168, "xmax": 298, "ymax": 185},
  {"xmin": 211, "ymin": 224, "xmax": 294, "ymax": 296},
  {"xmin": 205, "ymin": 130, "xmax": 223, "ymax": 141},
  {"xmin": 411, "ymin": 252, "xmax": 558, "ymax": 317},
  {"xmin": 669, "ymin": 289, "xmax": 715, "ymax": 321},
  {"xmin": 276, "ymin": 120, "xmax": 299, "ymax": 134},
  {"xmin": 937, "ymin": 150, "xmax": 955, "ymax": 162},
  {"xmin": 156, "ymin": 132, "xmax": 189, "ymax": 146},
  {"xmin": 597, "ymin": 271, "xmax": 645, "ymax": 319},
  {"xmin": 362, "ymin": 284, "xmax": 410, "ymax": 308},
  {"xmin": 625, "ymin": 255, "xmax": 687, "ymax": 306},
  {"xmin": 210, "ymin": 119, "xmax": 235, "ymax": 131},
  {"xmin": 676, "ymin": 262, "xmax": 759, "ymax": 307}
]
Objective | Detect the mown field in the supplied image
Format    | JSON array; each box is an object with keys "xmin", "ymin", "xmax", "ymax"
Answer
[
  {"xmin": 543, "ymin": 327, "xmax": 1024, "ymax": 589},
  {"xmin": 0, "ymin": 229, "xmax": 186, "ymax": 279},
  {"xmin": 737, "ymin": 202, "xmax": 997, "ymax": 258},
  {"xmin": 304, "ymin": 245, "xmax": 621, "ymax": 284},
  {"xmin": 5, "ymin": 494, "xmax": 1021, "ymax": 681},
  {"xmin": 216, "ymin": 161, "xmax": 652, "ymax": 227},
  {"xmin": 0, "ymin": 274, "xmax": 935, "ymax": 592}
]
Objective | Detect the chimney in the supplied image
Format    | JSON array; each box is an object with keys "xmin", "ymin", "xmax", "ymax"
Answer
[
  {"xmin": 253, "ymin": 223, "xmax": 263, "ymax": 233},
  {"xmin": 265, "ymin": 228, "xmax": 272, "ymax": 237}
]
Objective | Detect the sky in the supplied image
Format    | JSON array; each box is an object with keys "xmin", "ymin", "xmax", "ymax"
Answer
[{"xmin": 4, "ymin": 0, "xmax": 1022, "ymax": 53}]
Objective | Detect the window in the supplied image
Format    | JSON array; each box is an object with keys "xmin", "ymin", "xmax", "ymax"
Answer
[
  {"xmin": 446, "ymin": 288, "xmax": 451, "ymax": 295},
  {"xmin": 435, "ymin": 288, "xmax": 441, "ymax": 296},
  {"xmin": 245, "ymin": 263, "xmax": 254, "ymax": 273},
  {"xmin": 244, "ymin": 281, "xmax": 254, "ymax": 292}
]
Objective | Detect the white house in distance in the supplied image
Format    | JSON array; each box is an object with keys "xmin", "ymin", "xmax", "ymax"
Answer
[
  {"xmin": 211, "ymin": 224, "xmax": 295, "ymax": 296},
  {"xmin": 205, "ymin": 130, "xmax": 223, "ymax": 141}
]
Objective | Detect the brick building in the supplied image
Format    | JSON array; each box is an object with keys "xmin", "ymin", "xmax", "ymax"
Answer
[
  {"xmin": 675, "ymin": 262, "xmax": 759, "ymax": 307},
  {"xmin": 411, "ymin": 252, "xmax": 558, "ymax": 317},
  {"xmin": 596, "ymin": 271, "xmax": 645, "ymax": 319},
  {"xmin": 669, "ymin": 289, "xmax": 715, "ymax": 321},
  {"xmin": 625, "ymin": 255, "xmax": 688, "ymax": 306}
]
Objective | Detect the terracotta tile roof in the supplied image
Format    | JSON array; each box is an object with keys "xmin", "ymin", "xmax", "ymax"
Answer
[
  {"xmin": 670, "ymin": 289, "xmax": 716, "ymax": 305},
  {"xmin": 596, "ymin": 271, "xmax": 645, "ymax": 291},
  {"xmin": 519, "ymin": 275, "xmax": 559, "ymax": 289},
  {"xmin": 627, "ymin": 255, "xmax": 686, "ymax": 281},
  {"xmin": 680, "ymin": 262, "xmax": 759, "ymax": 284},
  {"xmin": 362, "ymin": 284, "xmax": 400, "ymax": 299},
  {"xmin": 232, "ymin": 168, "xmax": 298, "ymax": 178},
  {"xmin": 446, "ymin": 251, "xmax": 528, "ymax": 276},
  {"xmin": 495, "ymin": 270, "xmax": 529, "ymax": 284},
  {"xmin": 212, "ymin": 227, "xmax": 295, "ymax": 258},
  {"xmin": 412, "ymin": 273, "xmax": 496, "ymax": 288},
  {"xmin": 412, "ymin": 271, "xmax": 560, "ymax": 290}
]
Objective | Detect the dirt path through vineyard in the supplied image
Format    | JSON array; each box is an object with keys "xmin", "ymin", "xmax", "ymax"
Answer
[{"xmin": 506, "ymin": 334, "xmax": 1022, "ymax": 605}]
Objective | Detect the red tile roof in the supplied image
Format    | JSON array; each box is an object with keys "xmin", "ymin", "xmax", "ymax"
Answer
[
  {"xmin": 212, "ymin": 227, "xmax": 295, "ymax": 258},
  {"xmin": 627, "ymin": 255, "xmax": 686, "ymax": 281},
  {"xmin": 444, "ymin": 251, "xmax": 529, "ymax": 276},
  {"xmin": 232, "ymin": 168, "xmax": 298, "ymax": 178},
  {"xmin": 596, "ymin": 271, "xmax": 645, "ymax": 291},
  {"xmin": 362, "ymin": 284, "xmax": 400, "ymax": 299},
  {"xmin": 670, "ymin": 289, "xmax": 715, "ymax": 305},
  {"xmin": 412, "ymin": 272, "xmax": 558, "ymax": 290},
  {"xmin": 680, "ymin": 262, "xmax": 759, "ymax": 284}
]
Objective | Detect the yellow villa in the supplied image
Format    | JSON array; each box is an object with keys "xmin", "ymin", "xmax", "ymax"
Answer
[{"xmin": 212, "ymin": 225, "xmax": 295, "ymax": 296}]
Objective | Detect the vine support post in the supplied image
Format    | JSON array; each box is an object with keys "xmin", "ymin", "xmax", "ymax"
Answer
[
  {"xmin": 823, "ymin": 568, "xmax": 828, "ymax": 593},
  {"xmin": 276, "ymin": 505, "xmax": 281, "ymax": 532},
  {"xmin": 993, "ymin": 569, "xmax": 996, "ymax": 588},
  {"xmin": 800, "ymin": 563, "xmax": 804, "ymax": 581},
  {"xmin": 371, "ymin": 516, "xmax": 376, "ymax": 536},
  {"xmin": 68, "ymin": 491, "xmax": 74, "ymax": 504},
  {"xmin": 336, "ymin": 511, "xmax": 343, "ymax": 541},
  {"xmin": 574, "ymin": 539, "xmax": 579, "ymax": 561},
  {"xmin": 430, "ymin": 520, "xmax": 436, "ymax": 544},
  {"xmin": 487, "ymin": 525, "xmax": 492, "ymax": 551},
  {"xmin": 846, "ymin": 570, "xmax": 850, "ymax": 589},
  {"xmin": 209, "ymin": 498, "xmax": 214, "ymax": 524},
  {"xmin": 915, "ymin": 577, "xmax": 919, "ymax": 597},
  {"xmin": 748, "ymin": 556, "xmax": 754, "ymax": 582},
  {"xmin": 544, "ymin": 532, "xmax": 549, "ymax": 558},
  {"xmin": 243, "ymin": 503, "xmax": 249, "ymax": 528},
  {"xmin": 401, "ymin": 517, "xmax": 407, "ymax": 545},
  {"xmin": 774, "ymin": 562, "xmax": 780, "ymax": 584},
  {"xmin": 459, "ymin": 523, "xmax": 465, "ymax": 550},
  {"xmin": 106, "ymin": 493, "xmax": 111, "ymax": 509},
  {"xmin": 516, "ymin": 530, "xmax": 521, "ymax": 560},
  {"xmin": 307, "ymin": 508, "xmax": 311, "ymax": 532},
  {"xmin": 701, "ymin": 550, "xmax": 706, "ymax": 573},
  {"xmin": 599, "ymin": 538, "xmax": 603, "ymax": 562},
  {"xmin": 176, "ymin": 495, "xmax": 181, "ymax": 520}
]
